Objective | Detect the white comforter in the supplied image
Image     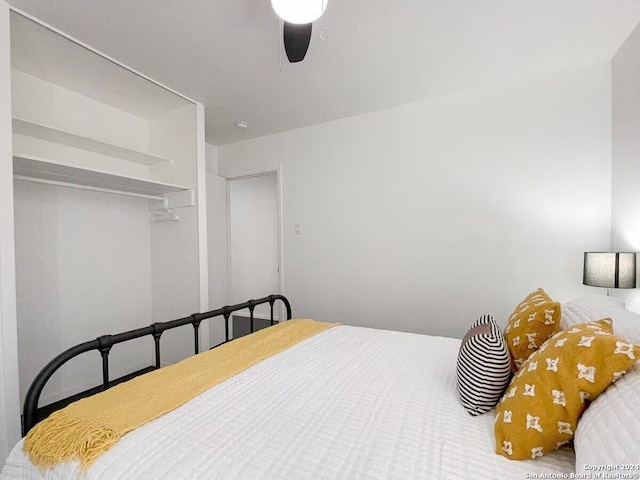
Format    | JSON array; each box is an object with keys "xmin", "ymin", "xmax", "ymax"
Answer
[{"xmin": 1, "ymin": 325, "xmax": 575, "ymax": 479}]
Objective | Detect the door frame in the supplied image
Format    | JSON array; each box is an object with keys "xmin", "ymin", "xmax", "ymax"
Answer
[
  {"xmin": 225, "ymin": 165, "xmax": 284, "ymax": 327},
  {"xmin": 0, "ymin": 0, "xmax": 21, "ymax": 458}
]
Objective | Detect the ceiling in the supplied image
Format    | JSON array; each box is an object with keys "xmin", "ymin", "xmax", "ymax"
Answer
[{"xmin": 7, "ymin": 0, "xmax": 640, "ymax": 145}]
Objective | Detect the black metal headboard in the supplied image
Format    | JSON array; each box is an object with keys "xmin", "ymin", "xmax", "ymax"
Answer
[{"xmin": 22, "ymin": 294, "xmax": 292, "ymax": 436}]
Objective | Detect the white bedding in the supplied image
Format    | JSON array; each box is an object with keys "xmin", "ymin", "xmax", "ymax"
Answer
[{"xmin": 1, "ymin": 325, "xmax": 575, "ymax": 479}]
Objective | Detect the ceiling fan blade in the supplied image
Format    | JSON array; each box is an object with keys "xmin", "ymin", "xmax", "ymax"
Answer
[{"xmin": 283, "ymin": 21, "xmax": 312, "ymax": 63}]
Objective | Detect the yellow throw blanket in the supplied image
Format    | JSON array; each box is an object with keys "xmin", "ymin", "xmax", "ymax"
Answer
[{"xmin": 24, "ymin": 319, "xmax": 337, "ymax": 470}]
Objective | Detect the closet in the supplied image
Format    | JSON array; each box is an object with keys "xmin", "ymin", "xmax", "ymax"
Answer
[{"xmin": 0, "ymin": 5, "xmax": 208, "ymax": 457}]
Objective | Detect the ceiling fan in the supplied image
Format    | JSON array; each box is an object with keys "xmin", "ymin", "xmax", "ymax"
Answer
[{"xmin": 271, "ymin": 0, "xmax": 328, "ymax": 63}]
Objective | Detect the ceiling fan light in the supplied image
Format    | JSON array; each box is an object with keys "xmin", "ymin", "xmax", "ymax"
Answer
[{"xmin": 271, "ymin": 0, "xmax": 327, "ymax": 25}]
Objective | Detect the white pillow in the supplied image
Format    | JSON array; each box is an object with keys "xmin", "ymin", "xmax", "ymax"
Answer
[
  {"xmin": 561, "ymin": 295, "xmax": 640, "ymax": 344},
  {"xmin": 574, "ymin": 363, "xmax": 640, "ymax": 471}
]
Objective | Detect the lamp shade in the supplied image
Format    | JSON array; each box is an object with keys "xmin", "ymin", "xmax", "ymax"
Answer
[
  {"xmin": 271, "ymin": 0, "xmax": 328, "ymax": 24},
  {"xmin": 583, "ymin": 252, "xmax": 636, "ymax": 289}
]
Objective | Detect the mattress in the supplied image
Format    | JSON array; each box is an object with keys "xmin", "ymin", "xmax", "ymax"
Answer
[{"xmin": 1, "ymin": 325, "xmax": 576, "ymax": 479}]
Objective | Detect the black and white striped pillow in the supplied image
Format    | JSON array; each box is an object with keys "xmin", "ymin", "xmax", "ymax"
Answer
[{"xmin": 456, "ymin": 315, "xmax": 512, "ymax": 416}]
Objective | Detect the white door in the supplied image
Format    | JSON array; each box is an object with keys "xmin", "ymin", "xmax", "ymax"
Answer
[{"xmin": 228, "ymin": 173, "xmax": 280, "ymax": 321}]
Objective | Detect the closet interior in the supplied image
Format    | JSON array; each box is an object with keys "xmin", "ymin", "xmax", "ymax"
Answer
[{"xmin": 9, "ymin": 11, "xmax": 208, "ymax": 407}]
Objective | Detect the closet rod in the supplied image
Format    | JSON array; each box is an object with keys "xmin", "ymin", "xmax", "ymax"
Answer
[{"xmin": 14, "ymin": 175, "xmax": 164, "ymax": 200}]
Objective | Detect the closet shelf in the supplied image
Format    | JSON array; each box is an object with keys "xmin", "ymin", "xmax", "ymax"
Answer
[
  {"xmin": 13, "ymin": 154, "xmax": 190, "ymax": 197},
  {"xmin": 12, "ymin": 117, "xmax": 171, "ymax": 166}
]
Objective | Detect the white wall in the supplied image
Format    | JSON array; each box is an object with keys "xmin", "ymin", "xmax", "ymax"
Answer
[
  {"xmin": 207, "ymin": 170, "xmax": 228, "ymax": 346},
  {"xmin": 229, "ymin": 174, "xmax": 279, "ymax": 319},
  {"xmin": 206, "ymin": 142, "xmax": 231, "ymax": 346},
  {"xmin": 219, "ymin": 63, "xmax": 613, "ymax": 338},
  {"xmin": 148, "ymin": 102, "xmax": 204, "ymax": 361},
  {"xmin": 206, "ymin": 141, "xmax": 218, "ymax": 174},
  {"xmin": 611, "ymin": 21, "xmax": 640, "ymax": 311},
  {"xmin": 0, "ymin": 0, "xmax": 21, "ymax": 463},
  {"xmin": 148, "ymin": 103, "xmax": 198, "ymax": 188},
  {"xmin": 149, "ymin": 204, "xmax": 203, "ymax": 363},
  {"xmin": 13, "ymin": 181, "xmax": 154, "ymax": 405}
]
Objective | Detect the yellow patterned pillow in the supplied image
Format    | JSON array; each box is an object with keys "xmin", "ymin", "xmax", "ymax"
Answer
[
  {"xmin": 495, "ymin": 319, "xmax": 639, "ymax": 460},
  {"xmin": 504, "ymin": 289, "xmax": 561, "ymax": 371}
]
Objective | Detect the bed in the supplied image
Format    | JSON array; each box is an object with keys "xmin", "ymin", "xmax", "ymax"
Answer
[{"xmin": 1, "ymin": 294, "xmax": 638, "ymax": 479}]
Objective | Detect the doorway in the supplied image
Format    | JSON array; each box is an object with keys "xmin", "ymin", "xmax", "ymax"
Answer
[{"xmin": 227, "ymin": 171, "xmax": 282, "ymax": 336}]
